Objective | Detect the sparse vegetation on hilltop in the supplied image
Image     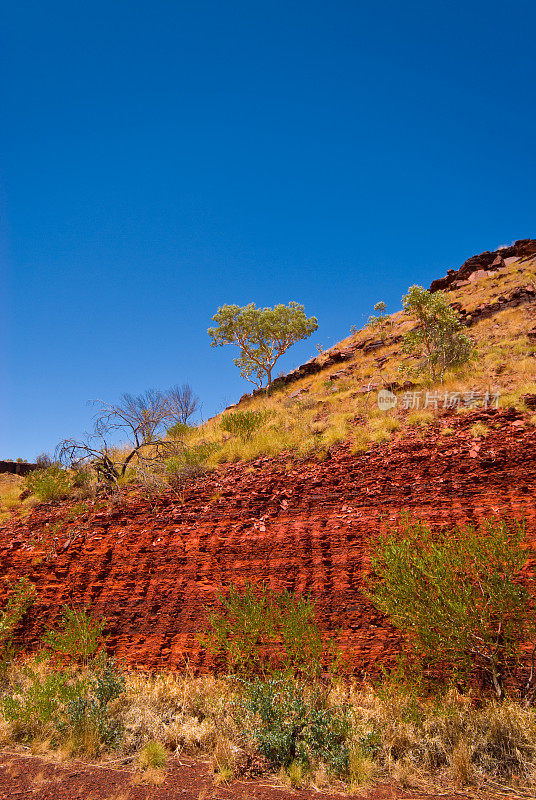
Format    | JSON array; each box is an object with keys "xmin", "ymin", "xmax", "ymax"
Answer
[{"xmin": 5, "ymin": 251, "xmax": 532, "ymax": 506}]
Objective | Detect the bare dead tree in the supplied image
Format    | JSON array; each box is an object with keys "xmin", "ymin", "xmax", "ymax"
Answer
[
  {"xmin": 167, "ymin": 384, "xmax": 200, "ymax": 426},
  {"xmin": 95, "ymin": 390, "xmax": 172, "ymax": 446},
  {"xmin": 56, "ymin": 390, "xmax": 190, "ymax": 486},
  {"xmin": 57, "ymin": 433, "xmax": 123, "ymax": 485}
]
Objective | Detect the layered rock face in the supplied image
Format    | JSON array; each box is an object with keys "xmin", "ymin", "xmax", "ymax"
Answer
[{"xmin": 1, "ymin": 407, "xmax": 535, "ymax": 673}]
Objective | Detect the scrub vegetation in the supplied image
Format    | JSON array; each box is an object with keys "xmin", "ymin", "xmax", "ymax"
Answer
[{"xmin": 1, "ymin": 525, "xmax": 536, "ymax": 795}]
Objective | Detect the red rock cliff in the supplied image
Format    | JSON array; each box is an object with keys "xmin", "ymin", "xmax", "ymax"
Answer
[{"xmin": 1, "ymin": 407, "xmax": 535, "ymax": 674}]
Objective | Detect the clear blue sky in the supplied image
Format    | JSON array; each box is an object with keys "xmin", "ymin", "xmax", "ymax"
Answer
[{"xmin": 2, "ymin": 1, "xmax": 535, "ymax": 460}]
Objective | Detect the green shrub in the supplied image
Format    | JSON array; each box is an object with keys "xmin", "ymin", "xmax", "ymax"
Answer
[
  {"xmin": 62, "ymin": 659, "xmax": 125, "ymax": 751},
  {"xmin": 367, "ymin": 517, "xmax": 536, "ymax": 700},
  {"xmin": 166, "ymin": 441, "xmax": 218, "ymax": 480},
  {"xmin": 71, "ymin": 465, "xmax": 93, "ymax": 489},
  {"xmin": 42, "ymin": 606, "xmax": 106, "ymax": 667},
  {"xmin": 166, "ymin": 422, "xmax": 191, "ymax": 439},
  {"xmin": 3, "ymin": 657, "xmax": 125, "ymax": 751},
  {"xmin": 2, "ymin": 662, "xmax": 80, "ymax": 740},
  {"xmin": 242, "ymin": 678, "xmax": 350, "ymax": 775},
  {"xmin": 0, "ymin": 576, "xmax": 36, "ymax": 663},
  {"xmin": 26, "ymin": 465, "xmax": 71, "ymax": 501},
  {"xmin": 221, "ymin": 411, "xmax": 268, "ymax": 442},
  {"xmin": 199, "ymin": 582, "xmax": 327, "ymax": 678}
]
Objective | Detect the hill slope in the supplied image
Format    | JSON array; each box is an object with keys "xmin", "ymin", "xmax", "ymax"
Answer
[{"xmin": 1, "ymin": 239, "xmax": 536, "ymax": 672}]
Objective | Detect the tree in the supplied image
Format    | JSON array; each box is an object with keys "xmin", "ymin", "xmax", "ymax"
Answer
[
  {"xmin": 368, "ymin": 300, "xmax": 392, "ymax": 342},
  {"xmin": 208, "ymin": 302, "xmax": 318, "ymax": 389},
  {"xmin": 57, "ymin": 386, "xmax": 198, "ymax": 485},
  {"xmin": 98, "ymin": 390, "xmax": 170, "ymax": 446},
  {"xmin": 401, "ymin": 285, "xmax": 474, "ymax": 382},
  {"xmin": 367, "ymin": 517, "xmax": 536, "ymax": 701},
  {"xmin": 167, "ymin": 384, "xmax": 200, "ymax": 425}
]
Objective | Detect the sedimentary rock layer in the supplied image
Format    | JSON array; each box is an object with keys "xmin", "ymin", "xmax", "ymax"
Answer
[{"xmin": 1, "ymin": 407, "xmax": 535, "ymax": 673}]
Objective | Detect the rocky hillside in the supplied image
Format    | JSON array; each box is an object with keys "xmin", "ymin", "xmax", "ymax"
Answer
[{"xmin": 1, "ymin": 239, "xmax": 536, "ymax": 673}]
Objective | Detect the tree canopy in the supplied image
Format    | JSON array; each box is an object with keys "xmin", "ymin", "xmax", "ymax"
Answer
[
  {"xmin": 401, "ymin": 285, "xmax": 474, "ymax": 382},
  {"xmin": 208, "ymin": 302, "xmax": 318, "ymax": 388}
]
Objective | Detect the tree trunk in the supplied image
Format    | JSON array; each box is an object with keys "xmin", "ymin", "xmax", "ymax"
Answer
[{"xmin": 490, "ymin": 662, "xmax": 504, "ymax": 702}]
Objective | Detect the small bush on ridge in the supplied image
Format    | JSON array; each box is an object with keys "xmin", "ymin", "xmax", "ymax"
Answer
[{"xmin": 26, "ymin": 466, "xmax": 71, "ymax": 502}]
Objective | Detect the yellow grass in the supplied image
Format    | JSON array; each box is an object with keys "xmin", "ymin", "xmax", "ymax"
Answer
[{"xmin": 6, "ymin": 254, "xmax": 535, "ymax": 513}]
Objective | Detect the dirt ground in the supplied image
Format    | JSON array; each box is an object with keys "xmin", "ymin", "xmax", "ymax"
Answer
[{"xmin": 0, "ymin": 749, "xmax": 486, "ymax": 800}]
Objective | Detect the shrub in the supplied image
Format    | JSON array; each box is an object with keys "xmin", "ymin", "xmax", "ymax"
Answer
[
  {"xmin": 199, "ymin": 582, "xmax": 327, "ymax": 678},
  {"xmin": 166, "ymin": 421, "xmax": 191, "ymax": 439},
  {"xmin": 42, "ymin": 606, "xmax": 106, "ymax": 667},
  {"xmin": 242, "ymin": 678, "xmax": 350, "ymax": 776},
  {"xmin": 2, "ymin": 662, "xmax": 79, "ymax": 740},
  {"xmin": 138, "ymin": 740, "xmax": 167, "ymax": 770},
  {"xmin": 71, "ymin": 465, "xmax": 93, "ymax": 490},
  {"xmin": 401, "ymin": 285, "xmax": 474, "ymax": 382},
  {"xmin": 220, "ymin": 410, "xmax": 268, "ymax": 442},
  {"xmin": 166, "ymin": 442, "xmax": 218, "ymax": 480},
  {"xmin": 35, "ymin": 452, "xmax": 53, "ymax": 468},
  {"xmin": 3, "ymin": 657, "xmax": 125, "ymax": 753},
  {"xmin": 26, "ymin": 466, "xmax": 71, "ymax": 502},
  {"xmin": 62, "ymin": 659, "xmax": 125, "ymax": 752},
  {"xmin": 367, "ymin": 517, "xmax": 536, "ymax": 700},
  {"xmin": 0, "ymin": 577, "xmax": 36, "ymax": 662}
]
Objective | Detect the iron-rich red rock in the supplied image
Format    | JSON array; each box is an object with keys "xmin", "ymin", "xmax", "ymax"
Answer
[{"xmin": 1, "ymin": 408, "xmax": 535, "ymax": 676}]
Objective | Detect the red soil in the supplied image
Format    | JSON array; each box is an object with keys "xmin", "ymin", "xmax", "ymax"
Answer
[
  {"xmin": 1, "ymin": 407, "xmax": 535, "ymax": 673},
  {"xmin": 0, "ymin": 751, "xmax": 475, "ymax": 800}
]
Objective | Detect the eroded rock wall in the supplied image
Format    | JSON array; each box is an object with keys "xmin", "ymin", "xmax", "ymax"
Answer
[{"xmin": 1, "ymin": 407, "xmax": 535, "ymax": 673}]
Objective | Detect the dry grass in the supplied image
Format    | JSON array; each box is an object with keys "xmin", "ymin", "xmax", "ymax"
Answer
[
  {"xmin": 470, "ymin": 422, "xmax": 490, "ymax": 437},
  {"xmin": 0, "ymin": 474, "xmax": 25, "ymax": 522},
  {"xmin": 1, "ymin": 660, "xmax": 536, "ymax": 793},
  {"xmin": 172, "ymin": 256, "xmax": 536, "ymax": 466},
  {"xmin": 114, "ymin": 676, "xmax": 536, "ymax": 791},
  {"xmin": 137, "ymin": 740, "xmax": 167, "ymax": 770},
  {"xmin": 117, "ymin": 672, "xmax": 237, "ymax": 754},
  {"xmin": 4, "ymin": 257, "xmax": 535, "ymax": 508}
]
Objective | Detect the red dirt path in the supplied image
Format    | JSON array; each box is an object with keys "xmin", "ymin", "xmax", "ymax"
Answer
[
  {"xmin": 1, "ymin": 406, "xmax": 535, "ymax": 674},
  {"xmin": 0, "ymin": 750, "xmax": 475, "ymax": 800}
]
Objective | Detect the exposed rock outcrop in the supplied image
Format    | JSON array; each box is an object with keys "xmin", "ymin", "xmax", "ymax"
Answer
[
  {"xmin": 430, "ymin": 239, "xmax": 536, "ymax": 293},
  {"xmin": 451, "ymin": 283, "xmax": 536, "ymax": 327},
  {"xmin": 0, "ymin": 461, "xmax": 38, "ymax": 476},
  {"xmin": 1, "ymin": 408, "xmax": 535, "ymax": 674}
]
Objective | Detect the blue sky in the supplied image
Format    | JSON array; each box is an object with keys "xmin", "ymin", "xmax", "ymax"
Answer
[{"xmin": 2, "ymin": 1, "xmax": 535, "ymax": 459}]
